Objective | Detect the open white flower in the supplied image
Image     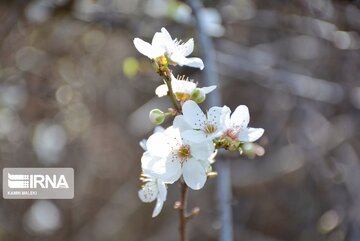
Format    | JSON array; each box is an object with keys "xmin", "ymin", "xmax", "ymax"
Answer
[
  {"xmin": 223, "ymin": 105, "xmax": 264, "ymax": 142},
  {"xmin": 138, "ymin": 174, "xmax": 167, "ymax": 217},
  {"xmin": 155, "ymin": 75, "xmax": 216, "ymax": 101},
  {"xmin": 174, "ymin": 100, "xmax": 230, "ymax": 143},
  {"xmin": 141, "ymin": 126, "xmax": 214, "ymax": 190},
  {"xmin": 133, "ymin": 27, "xmax": 204, "ymax": 69},
  {"xmin": 133, "ymin": 31, "xmax": 164, "ymax": 59}
]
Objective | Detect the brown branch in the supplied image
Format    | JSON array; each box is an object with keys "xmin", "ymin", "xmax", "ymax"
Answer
[{"xmin": 179, "ymin": 180, "xmax": 189, "ymax": 241}]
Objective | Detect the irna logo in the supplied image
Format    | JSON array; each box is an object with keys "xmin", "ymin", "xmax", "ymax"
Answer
[
  {"xmin": 3, "ymin": 168, "xmax": 74, "ymax": 199},
  {"xmin": 8, "ymin": 173, "xmax": 69, "ymax": 189}
]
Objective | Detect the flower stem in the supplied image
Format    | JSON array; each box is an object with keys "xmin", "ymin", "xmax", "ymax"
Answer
[
  {"xmin": 179, "ymin": 180, "xmax": 189, "ymax": 241},
  {"xmin": 165, "ymin": 77, "xmax": 181, "ymax": 114},
  {"xmin": 159, "ymin": 69, "xmax": 182, "ymax": 114}
]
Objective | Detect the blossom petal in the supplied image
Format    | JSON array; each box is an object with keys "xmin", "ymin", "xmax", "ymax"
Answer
[
  {"xmin": 231, "ymin": 105, "xmax": 250, "ymax": 128},
  {"xmin": 190, "ymin": 141, "xmax": 214, "ymax": 160},
  {"xmin": 199, "ymin": 158, "xmax": 211, "ymax": 171},
  {"xmin": 173, "ymin": 116, "xmax": 192, "ymax": 131},
  {"xmin": 182, "ymin": 57, "xmax": 204, "ymax": 70},
  {"xmin": 152, "ymin": 31, "xmax": 165, "ymax": 48},
  {"xmin": 164, "ymin": 164, "xmax": 182, "ymax": 183},
  {"xmin": 182, "ymin": 100, "xmax": 206, "ymax": 129},
  {"xmin": 152, "ymin": 198, "xmax": 164, "ymax": 217},
  {"xmin": 201, "ymin": 85, "xmax": 216, "ymax": 94},
  {"xmin": 172, "ymin": 79, "xmax": 196, "ymax": 94},
  {"xmin": 157, "ymin": 180, "xmax": 167, "ymax": 201},
  {"xmin": 155, "ymin": 84, "xmax": 168, "ymax": 97},
  {"xmin": 146, "ymin": 132, "xmax": 170, "ymax": 157},
  {"xmin": 142, "ymin": 154, "xmax": 182, "ymax": 183},
  {"xmin": 182, "ymin": 129, "xmax": 207, "ymax": 143},
  {"xmin": 222, "ymin": 105, "xmax": 232, "ymax": 128},
  {"xmin": 183, "ymin": 158, "xmax": 207, "ymax": 190},
  {"xmin": 139, "ymin": 139, "xmax": 147, "ymax": 151},
  {"xmin": 141, "ymin": 152, "xmax": 162, "ymax": 175},
  {"xmin": 182, "ymin": 38, "xmax": 194, "ymax": 56},
  {"xmin": 207, "ymin": 106, "xmax": 223, "ymax": 129},
  {"xmin": 160, "ymin": 27, "xmax": 173, "ymax": 43},
  {"xmin": 138, "ymin": 182, "xmax": 157, "ymax": 203},
  {"xmin": 133, "ymin": 38, "xmax": 161, "ymax": 59},
  {"xmin": 164, "ymin": 126, "xmax": 182, "ymax": 142},
  {"xmin": 239, "ymin": 127, "xmax": 264, "ymax": 142}
]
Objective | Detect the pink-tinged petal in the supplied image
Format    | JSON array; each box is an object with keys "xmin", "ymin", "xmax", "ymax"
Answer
[
  {"xmin": 138, "ymin": 182, "xmax": 157, "ymax": 203},
  {"xmin": 183, "ymin": 158, "xmax": 207, "ymax": 190},
  {"xmin": 201, "ymin": 85, "xmax": 216, "ymax": 94},
  {"xmin": 152, "ymin": 198, "xmax": 164, "ymax": 217},
  {"xmin": 190, "ymin": 141, "xmax": 214, "ymax": 160},
  {"xmin": 155, "ymin": 84, "xmax": 168, "ymax": 97},
  {"xmin": 182, "ymin": 38, "xmax": 194, "ymax": 56},
  {"xmin": 182, "ymin": 129, "xmax": 207, "ymax": 143},
  {"xmin": 173, "ymin": 116, "xmax": 192, "ymax": 131},
  {"xmin": 146, "ymin": 132, "xmax": 170, "ymax": 157},
  {"xmin": 231, "ymin": 105, "xmax": 250, "ymax": 128},
  {"xmin": 182, "ymin": 100, "xmax": 206, "ymax": 129}
]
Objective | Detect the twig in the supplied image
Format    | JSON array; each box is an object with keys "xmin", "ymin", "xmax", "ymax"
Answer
[
  {"xmin": 179, "ymin": 180, "xmax": 189, "ymax": 241},
  {"xmin": 187, "ymin": 0, "xmax": 234, "ymax": 240},
  {"xmin": 158, "ymin": 66, "xmax": 188, "ymax": 241}
]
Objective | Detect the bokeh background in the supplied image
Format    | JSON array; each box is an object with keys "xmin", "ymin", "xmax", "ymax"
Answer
[{"xmin": 1, "ymin": 0, "xmax": 360, "ymax": 240}]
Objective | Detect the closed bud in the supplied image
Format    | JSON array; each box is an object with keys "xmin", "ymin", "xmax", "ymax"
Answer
[
  {"xmin": 191, "ymin": 88, "xmax": 206, "ymax": 103},
  {"xmin": 242, "ymin": 143, "xmax": 255, "ymax": 158},
  {"xmin": 149, "ymin": 109, "xmax": 165, "ymax": 124}
]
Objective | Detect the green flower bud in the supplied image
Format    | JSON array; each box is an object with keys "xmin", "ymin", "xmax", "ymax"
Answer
[
  {"xmin": 149, "ymin": 109, "xmax": 165, "ymax": 124},
  {"xmin": 191, "ymin": 88, "xmax": 206, "ymax": 103},
  {"xmin": 242, "ymin": 143, "xmax": 255, "ymax": 158}
]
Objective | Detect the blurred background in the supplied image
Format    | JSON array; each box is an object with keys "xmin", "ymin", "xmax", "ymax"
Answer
[{"xmin": 0, "ymin": 0, "xmax": 360, "ymax": 240}]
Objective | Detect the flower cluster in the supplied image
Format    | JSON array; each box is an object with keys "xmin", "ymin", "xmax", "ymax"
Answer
[{"xmin": 134, "ymin": 28, "xmax": 264, "ymax": 217}]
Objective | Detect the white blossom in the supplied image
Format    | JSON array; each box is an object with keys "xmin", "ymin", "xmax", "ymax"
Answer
[
  {"xmin": 138, "ymin": 175, "xmax": 167, "ymax": 217},
  {"xmin": 155, "ymin": 75, "xmax": 216, "ymax": 100},
  {"xmin": 141, "ymin": 126, "xmax": 214, "ymax": 190},
  {"xmin": 223, "ymin": 105, "xmax": 264, "ymax": 142},
  {"xmin": 133, "ymin": 28, "xmax": 204, "ymax": 69},
  {"xmin": 174, "ymin": 100, "xmax": 230, "ymax": 143}
]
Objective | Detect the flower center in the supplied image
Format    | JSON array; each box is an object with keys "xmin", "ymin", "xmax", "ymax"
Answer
[
  {"xmin": 178, "ymin": 145, "xmax": 191, "ymax": 159},
  {"xmin": 175, "ymin": 92, "xmax": 191, "ymax": 101},
  {"xmin": 204, "ymin": 124, "xmax": 217, "ymax": 134},
  {"xmin": 225, "ymin": 128, "xmax": 240, "ymax": 140}
]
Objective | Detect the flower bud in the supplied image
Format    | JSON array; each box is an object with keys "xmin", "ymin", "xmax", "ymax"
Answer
[
  {"xmin": 242, "ymin": 142, "xmax": 255, "ymax": 158},
  {"xmin": 190, "ymin": 88, "xmax": 206, "ymax": 103},
  {"xmin": 149, "ymin": 109, "xmax": 165, "ymax": 124}
]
